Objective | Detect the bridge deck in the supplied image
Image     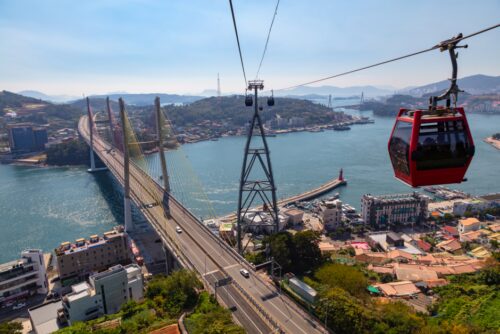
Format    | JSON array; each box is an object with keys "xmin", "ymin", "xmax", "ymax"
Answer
[{"xmin": 79, "ymin": 116, "xmax": 326, "ymax": 334}]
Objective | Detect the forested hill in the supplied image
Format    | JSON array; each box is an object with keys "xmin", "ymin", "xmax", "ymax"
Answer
[
  {"xmin": 0, "ymin": 90, "xmax": 44, "ymax": 110},
  {"xmin": 1, "ymin": 91, "xmax": 342, "ymax": 127},
  {"xmin": 0, "ymin": 90, "xmax": 83, "ymax": 123},
  {"xmin": 163, "ymin": 95, "xmax": 339, "ymax": 126}
]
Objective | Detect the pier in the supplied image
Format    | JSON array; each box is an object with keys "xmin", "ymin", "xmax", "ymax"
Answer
[{"xmin": 220, "ymin": 169, "xmax": 347, "ymax": 222}]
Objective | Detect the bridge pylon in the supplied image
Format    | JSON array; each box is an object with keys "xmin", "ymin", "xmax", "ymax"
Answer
[
  {"xmin": 86, "ymin": 97, "xmax": 108, "ymax": 173},
  {"xmin": 118, "ymin": 98, "xmax": 133, "ymax": 232},
  {"xmin": 155, "ymin": 97, "xmax": 171, "ymax": 217}
]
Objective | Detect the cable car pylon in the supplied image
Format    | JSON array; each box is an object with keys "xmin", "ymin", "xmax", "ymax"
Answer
[{"xmin": 237, "ymin": 80, "xmax": 279, "ymax": 254}]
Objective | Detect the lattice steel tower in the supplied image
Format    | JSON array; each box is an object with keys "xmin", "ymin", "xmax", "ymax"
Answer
[{"xmin": 237, "ymin": 80, "xmax": 278, "ymax": 254}]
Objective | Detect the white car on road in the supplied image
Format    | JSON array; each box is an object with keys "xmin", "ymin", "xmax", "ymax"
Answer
[
  {"xmin": 12, "ymin": 302, "xmax": 26, "ymax": 310},
  {"xmin": 239, "ymin": 269, "xmax": 250, "ymax": 278},
  {"xmin": 176, "ymin": 226, "xmax": 182, "ymax": 233}
]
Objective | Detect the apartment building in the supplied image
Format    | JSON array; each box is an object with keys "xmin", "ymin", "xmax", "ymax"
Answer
[
  {"xmin": 320, "ymin": 199, "xmax": 343, "ymax": 231},
  {"xmin": 361, "ymin": 192, "xmax": 429, "ymax": 228},
  {"xmin": 0, "ymin": 249, "xmax": 47, "ymax": 307},
  {"xmin": 62, "ymin": 264, "xmax": 143, "ymax": 325},
  {"xmin": 55, "ymin": 226, "xmax": 130, "ymax": 283}
]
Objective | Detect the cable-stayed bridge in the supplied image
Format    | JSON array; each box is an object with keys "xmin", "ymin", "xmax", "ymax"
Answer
[{"xmin": 78, "ymin": 100, "xmax": 326, "ymax": 334}]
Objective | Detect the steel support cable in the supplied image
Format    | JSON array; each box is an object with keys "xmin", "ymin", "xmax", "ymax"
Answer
[
  {"xmin": 228, "ymin": 0, "xmax": 248, "ymax": 87},
  {"xmin": 160, "ymin": 109, "xmax": 218, "ymax": 218},
  {"xmin": 255, "ymin": 0, "xmax": 280, "ymax": 79},
  {"xmin": 176, "ymin": 150, "xmax": 218, "ymax": 219},
  {"xmin": 272, "ymin": 23, "xmax": 500, "ymax": 92}
]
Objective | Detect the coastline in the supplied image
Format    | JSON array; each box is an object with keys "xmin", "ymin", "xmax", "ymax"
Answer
[{"xmin": 484, "ymin": 136, "xmax": 500, "ymax": 150}]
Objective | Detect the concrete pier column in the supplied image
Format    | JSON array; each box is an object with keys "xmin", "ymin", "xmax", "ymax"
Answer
[
  {"xmin": 87, "ymin": 97, "xmax": 96, "ymax": 172},
  {"xmin": 163, "ymin": 245, "xmax": 178, "ymax": 275},
  {"xmin": 86, "ymin": 97, "xmax": 108, "ymax": 173},
  {"xmin": 124, "ymin": 197, "xmax": 133, "ymax": 233}
]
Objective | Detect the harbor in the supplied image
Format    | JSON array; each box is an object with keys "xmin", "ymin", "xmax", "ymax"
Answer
[{"xmin": 219, "ymin": 169, "xmax": 347, "ymax": 223}]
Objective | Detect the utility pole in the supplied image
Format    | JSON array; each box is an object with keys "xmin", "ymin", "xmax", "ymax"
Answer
[
  {"xmin": 119, "ymin": 98, "xmax": 133, "ymax": 232},
  {"xmin": 155, "ymin": 97, "xmax": 171, "ymax": 217},
  {"xmin": 236, "ymin": 80, "xmax": 279, "ymax": 254}
]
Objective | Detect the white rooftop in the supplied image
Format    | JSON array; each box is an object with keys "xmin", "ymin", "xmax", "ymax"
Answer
[{"xmin": 28, "ymin": 300, "xmax": 62, "ymax": 334}]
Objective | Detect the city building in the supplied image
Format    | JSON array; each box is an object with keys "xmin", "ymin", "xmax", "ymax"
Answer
[
  {"xmin": 55, "ymin": 226, "xmax": 130, "ymax": 283},
  {"xmin": 367, "ymin": 232, "xmax": 423, "ymax": 255},
  {"xmin": 242, "ymin": 211, "xmax": 288, "ymax": 234},
  {"xmin": 282, "ymin": 208, "xmax": 304, "ymax": 226},
  {"xmin": 7, "ymin": 123, "xmax": 48, "ymax": 153},
  {"xmin": 457, "ymin": 218, "xmax": 481, "ymax": 235},
  {"xmin": 361, "ymin": 192, "xmax": 430, "ymax": 228},
  {"xmin": 33, "ymin": 128, "xmax": 49, "ymax": 150},
  {"xmin": 288, "ymin": 117, "xmax": 305, "ymax": 127},
  {"xmin": 436, "ymin": 239, "xmax": 462, "ymax": 254},
  {"xmin": 219, "ymin": 222, "xmax": 235, "ymax": 244},
  {"xmin": 0, "ymin": 249, "xmax": 48, "ymax": 307},
  {"xmin": 453, "ymin": 198, "xmax": 491, "ymax": 216},
  {"xmin": 320, "ymin": 199, "xmax": 342, "ymax": 231},
  {"xmin": 28, "ymin": 300, "xmax": 64, "ymax": 334},
  {"xmin": 62, "ymin": 264, "xmax": 143, "ymax": 325}
]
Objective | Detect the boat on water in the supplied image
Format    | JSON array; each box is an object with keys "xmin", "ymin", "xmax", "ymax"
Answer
[
  {"xmin": 325, "ymin": 193, "xmax": 340, "ymax": 201},
  {"xmin": 333, "ymin": 125, "xmax": 351, "ymax": 131},
  {"xmin": 423, "ymin": 186, "xmax": 437, "ymax": 193}
]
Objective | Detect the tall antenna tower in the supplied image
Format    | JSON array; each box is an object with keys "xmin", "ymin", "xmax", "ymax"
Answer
[{"xmin": 217, "ymin": 73, "xmax": 221, "ymax": 98}]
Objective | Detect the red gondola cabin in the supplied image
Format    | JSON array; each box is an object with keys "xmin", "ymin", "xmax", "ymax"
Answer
[{"xmin": 388, "ymin": 107, "xmax": 474, "ymax": 187}]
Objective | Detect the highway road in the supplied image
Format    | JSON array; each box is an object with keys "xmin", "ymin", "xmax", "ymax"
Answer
[{"xmin": 79, "ymin": 116, "xmax": 326, "ymax": 334}]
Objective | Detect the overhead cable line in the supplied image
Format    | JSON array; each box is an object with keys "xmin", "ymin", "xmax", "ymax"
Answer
[
  {"xmin": 274, "ymin": 23, "xmax": 500, "ymax": 92},
  {"xmin": 255, "ymin": 0, "xmax": 281, "ymax": 79},
  {"xmin": 228, "ymin": 0, "xmax": 248, "ymax": 87}
]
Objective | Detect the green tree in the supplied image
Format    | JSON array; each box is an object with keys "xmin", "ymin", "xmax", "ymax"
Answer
[
  {"xmin": 0, "ymin": 321, "xmax": 23, "ymax": 334},
  {"xmin": 443, "ymin": 213, "xmax": 454, "ymax": 222},
  {"xmin": 146, "ymin": 270, "xmax": 202, "ymax": 316},
  {"xmin": 316, "ymin": 288, "xmax": 375, "ymax": 333},
  {"xmin": 315, "ymin": 263, "xmax": 368, "ymax": 298},
  {"xmin": 263, "ymin": 232, "xmax": 294, "ymax": 273},
  {"xmin": 186, "ymin": 292, "xmax": 244, "ymax": 334},
  {"xmin": 374, "ymin": 302, "xmax": 426, "ymax": 334},
  {"xmin": 292, "ymin": 230, "xmax": 322, "ymax": 274},
  {"xmin": 479, "ymin": 259, "xmax": 500, "ymax": 285}
]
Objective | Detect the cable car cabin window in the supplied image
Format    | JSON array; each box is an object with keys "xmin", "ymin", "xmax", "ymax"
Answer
[
  {"xmin": 415, "ymin": 120, "xmax": 470, "ymax": 170},
  {"xmin": 389, "ymin": 121, "xmax": 412, "ymax": 175}
]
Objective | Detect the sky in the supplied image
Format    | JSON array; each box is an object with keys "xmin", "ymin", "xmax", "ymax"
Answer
[{"xmin": 0, "ymin": 0, "xmax": 499, "ymax": 96}]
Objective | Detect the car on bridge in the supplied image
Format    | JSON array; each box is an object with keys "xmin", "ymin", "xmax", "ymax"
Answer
[
  {"xmin": 240, "ymin": 269, "xmax": 250, "ymax": 278},
  {"xmin": 176, "ymin": 226, "xmax": 182, "ymax": 233}
]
